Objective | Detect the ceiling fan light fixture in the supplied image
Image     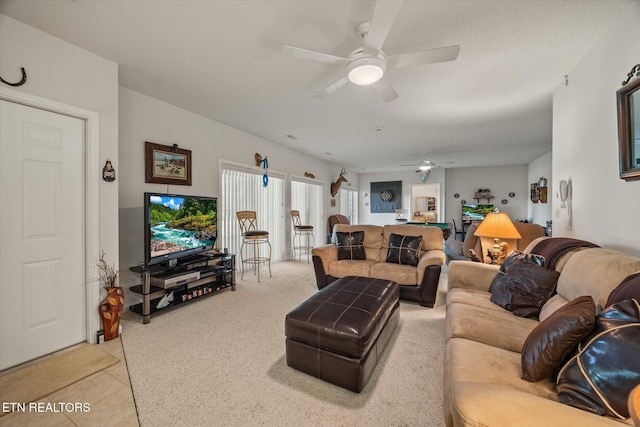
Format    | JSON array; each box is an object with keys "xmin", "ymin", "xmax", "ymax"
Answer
[
  {"xmin": 419, "ymin": 164, "xmax": 432, "ymax": 171},
  {"xmin": 347, "ymin": 57, "xmax": 385, "ymax": 85}
]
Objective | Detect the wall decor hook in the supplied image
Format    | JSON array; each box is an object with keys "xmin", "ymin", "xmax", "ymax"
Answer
[{"xmin": 0, "ymin": 67, "xmax": 27, "ymax": 87}]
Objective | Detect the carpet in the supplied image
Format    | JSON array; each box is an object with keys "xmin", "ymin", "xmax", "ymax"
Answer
[
  {"xmin": 121, "ymin": 261, "xmax": 448, "ymax": 426},
  {"xmin": 0, "ymin": 343, "xmax": 119, "ymax": 411}
]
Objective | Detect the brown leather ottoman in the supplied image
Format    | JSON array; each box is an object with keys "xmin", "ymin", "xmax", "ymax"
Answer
[{"xmin": 285, "ymin": 276, "xmax": 399, "ymax": 392}]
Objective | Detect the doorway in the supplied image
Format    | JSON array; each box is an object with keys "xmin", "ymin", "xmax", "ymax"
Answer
[
  {"xmin": 411, "ymin": 183, "xmax": 441, "ymax": 222},
  {"xmin": 0, "ymin": 89, "xmax": 100, "ymax": 370}
]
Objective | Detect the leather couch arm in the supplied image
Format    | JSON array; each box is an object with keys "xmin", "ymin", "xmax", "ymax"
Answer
[
  {"xmin": 448, "ymin": 260, "xmax": 499, "ymax": 292},
  {"xmin": 417, "ymin": 249, "xmax": 446, "ymax": 284},
  {"xmin": 311, "ymin": 245, "xmax": 337, "ymax": 289}
]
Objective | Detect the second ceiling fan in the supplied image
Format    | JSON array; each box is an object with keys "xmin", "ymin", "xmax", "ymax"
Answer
[{"xmin": 283, "ymin": 0, "xmax": 460, "ymax": 102}]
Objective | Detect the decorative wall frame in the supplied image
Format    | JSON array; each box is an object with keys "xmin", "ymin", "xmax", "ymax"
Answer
[
  {"xmin": 145, "ymin": 141, "xmax": 192, "ymax": 185},
  {"xmin": 616, "ymin": 64, "xmax": 640, "ymax": 181},
  {"xmin": 370, "ymin": 181, "xmax": 402, "ymax": 213}
]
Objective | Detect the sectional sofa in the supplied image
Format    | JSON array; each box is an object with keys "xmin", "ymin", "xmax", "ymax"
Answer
[{"xmin": 444, "ymin": 237, "xmax": 640, "ymax": 426}]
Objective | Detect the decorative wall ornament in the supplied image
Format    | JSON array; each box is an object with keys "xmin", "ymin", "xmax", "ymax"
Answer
[
  {"xmin": 370, "ymin": 181, "xmax": 402, "ymax": 213},
  {"xmin": 330, "ymin": 168, "xmax": 348, "ymax": 197},
  {"xmin": 102, "ymin": 159, "xmax": 115, "ymax": 182},
  {"xmin": 0, "ymin": 67, "xmax": 27, "ymax": 87},
  {"xmin": 145, "ymin": 141, "xmax": 192, "ymax": 185},
  {"xmin": 304, "ymin": 171, "xmax": 316, "ymax": 179}
]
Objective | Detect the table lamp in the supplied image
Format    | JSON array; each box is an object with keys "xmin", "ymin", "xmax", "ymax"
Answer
[{"xmin": 474, "ymin": 211, "xmax": 521, "ymax": 264}]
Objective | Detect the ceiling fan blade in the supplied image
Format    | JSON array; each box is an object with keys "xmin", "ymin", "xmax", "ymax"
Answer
[
  {"xmin": 371, "ymin": 78, "xmax": 399, "ymax": 102},
  {"xmin": 313, "ymin": 75, "xmax": 350, "ymax": 99},
  {"xmin": 387, "ymin": 45, "xmax": 460, "ymax": 69},
  {"xmin": 364, "ymin": 0, "xmax": 404, "ymax": 54},
  {"xmin": 283, "ymin": 45, "xmax": 350, "ymax": 65}
]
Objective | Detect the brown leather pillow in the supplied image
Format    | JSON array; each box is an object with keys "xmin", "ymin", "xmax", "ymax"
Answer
[
  {"xmin": 521, "ymin": 296, "xmax": 596, "ymax": 382},
  {"xmin": 335, "ymin": 231, "xmax": 366, "ymax": 260},
  {"xmin": 606, "ymin": 272, "xmax": 640, "ymax": 308},
  {"xmin": 490, "ymin": 259, "xmax": 559, "ymax": 318},
  {"xmin": 386, "ymin": 233, "xmax": 422, "ymax": 266},
  {"xmin": 557, "ymin": 298, "xmax": 640, "ymax": 419},
  {"xmin": 489, "ymin": 250, "xmax": 546, "ymax": 293}
]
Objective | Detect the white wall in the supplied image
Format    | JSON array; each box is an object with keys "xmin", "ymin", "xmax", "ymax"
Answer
[
  {"xmin": 552, "ymin": 1, "xmax": 640, "ymax": 256},
  {"xmin": 0, "ymin": 14, "xmax": 119, "ymax": 336},
  {"xmin": 358, "ymin": 169, "xmax": 445, "ymax": 226},
  {"xmin": 118, "ymin": 87, "xmax": 350, "ymax": 268},
  {"xmin": 527, "ymin": 151, "xmax": 553, "ymax": 227},
  {"xmin": 444, "ymin": 165, "xmax": 529, "ymax": 224}
]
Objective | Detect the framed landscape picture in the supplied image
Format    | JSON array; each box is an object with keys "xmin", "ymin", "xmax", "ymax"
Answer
[{"xmin": 145, "ymin": 141, "xmax": 192, "ymax": 185}]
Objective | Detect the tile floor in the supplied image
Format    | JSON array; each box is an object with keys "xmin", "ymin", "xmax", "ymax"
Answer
[{"xmin": 0, "ymin": 338, "xmax": 139, "ymax": 426}]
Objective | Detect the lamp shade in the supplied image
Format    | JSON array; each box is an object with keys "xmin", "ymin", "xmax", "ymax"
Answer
[{"xmin": 474, "ymin": 212, "xmax": 522, "ymax": 240}]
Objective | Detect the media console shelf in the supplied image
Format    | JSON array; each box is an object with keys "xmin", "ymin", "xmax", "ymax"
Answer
[{"xmin": 129, "ymin": 252, "xmax": 235, "ymax": 324}]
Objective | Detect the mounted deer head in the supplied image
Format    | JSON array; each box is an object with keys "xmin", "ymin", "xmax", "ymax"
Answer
[{"xmin": 330, "ymin": 168, "xmax": 348, "ymax": 197}]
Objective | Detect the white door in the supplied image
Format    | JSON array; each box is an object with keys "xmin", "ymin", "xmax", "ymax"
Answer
[{"xmin": 0, "ymin": 100, "xmax": 86, "ymax": 370}]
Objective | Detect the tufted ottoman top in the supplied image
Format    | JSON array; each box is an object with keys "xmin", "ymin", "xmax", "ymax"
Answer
[{"xmin": 285, "ymin": 276, "xmax": 399, "ymax": 359}]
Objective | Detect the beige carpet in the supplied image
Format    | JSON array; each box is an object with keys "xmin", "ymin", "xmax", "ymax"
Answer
[
  {"xmin": 121, "ymin": 261, "xmax": 448, "ymax": 426},
  {"xmin": 0, "ymin": 343, "xmax": 119, "ymax": 411}
]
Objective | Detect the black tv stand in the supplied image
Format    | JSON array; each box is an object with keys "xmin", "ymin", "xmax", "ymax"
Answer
[{"xmin": 129, "ymin": 252, "xmax": 235, "ymax": 324}]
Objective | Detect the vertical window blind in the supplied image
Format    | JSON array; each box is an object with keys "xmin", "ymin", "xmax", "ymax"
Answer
[
  {"xmin": 339, "ymin": 187, "xmax": 359, "ymax": 224},
  {"xmin": 220, "ymin": 164, "xmax": 286, "ymax": 262},
  {"xmin": 290, "ymin": 178, "xmax": 325, "ymax": 249}
]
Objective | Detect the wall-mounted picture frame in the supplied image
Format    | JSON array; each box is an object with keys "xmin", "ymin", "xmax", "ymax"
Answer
[{"xmin": 145, "ymin": 141, "xmax": 192, "ymax": 185}]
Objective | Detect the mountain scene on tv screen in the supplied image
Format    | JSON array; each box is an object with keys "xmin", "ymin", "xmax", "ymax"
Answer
[{"xmin": 149, "ymin": 196, "xmax": 217, "ymax": 258}]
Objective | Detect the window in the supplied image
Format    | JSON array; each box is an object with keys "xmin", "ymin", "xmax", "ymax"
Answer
[
  {"xmin": 290, "ymin": 178, "xmax": 324, "ymax": 249},
  {"xmin": 339, "ymin": 187, "xmax": 358, "ymax": 224},
  {"xmin": 220, "ymin": 163, "xmax": 286, "ymax": 261}
]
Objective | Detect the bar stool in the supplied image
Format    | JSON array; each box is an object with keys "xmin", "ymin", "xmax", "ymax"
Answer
[
  {"xmin": 236, "ymin": 211, "xmax": 271, "ymax": 282},
  {"xmin": 290, "ymin": 210, "xmax": 314, "ymax": 263}
]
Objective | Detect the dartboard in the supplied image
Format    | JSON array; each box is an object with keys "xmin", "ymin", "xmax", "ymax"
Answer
[{"xmin": 380, "ymin": 190, "xmax": 393, "ymax": 202}]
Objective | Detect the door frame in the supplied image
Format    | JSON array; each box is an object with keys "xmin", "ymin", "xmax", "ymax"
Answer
[{"xmin": 1, "ymin": 87, "xmax": 101, "ymax": 344}]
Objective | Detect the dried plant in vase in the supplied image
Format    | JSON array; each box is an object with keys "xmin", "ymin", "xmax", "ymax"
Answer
[
  {"xmin": 97, "ymin": 250, "xmax": 119, "ymax": 289},
  {"xmin": 97, "ymin": 251, "xmax": 124, "ymax": 340}
]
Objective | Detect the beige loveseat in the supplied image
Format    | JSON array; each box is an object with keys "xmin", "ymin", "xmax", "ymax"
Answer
[
  {"xmin": 444, "ymin": 237, "xmax": 640, "ymax": 426},
  {"xmin": 312, "ymin": 224, "xmax": 446, "ymax": 307}
]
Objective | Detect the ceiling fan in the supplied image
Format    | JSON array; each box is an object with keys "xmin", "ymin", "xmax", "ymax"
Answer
[
  {"xmin": 400, "ymin": 157, "xmax": 453, "ymax": 181},
  {"xmin": 283, "ymin": 0, "xmax": 460, "ymax": 102}
]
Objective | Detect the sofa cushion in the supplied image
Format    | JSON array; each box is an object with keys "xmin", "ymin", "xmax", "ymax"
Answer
[
  {"xmin": 328, "ymin": 259, "xmax": 377, "ymax": 278},
  {"xmin": 490, "ymin": 260, "xmax": 560, "ymax": 318},
  {"xmin": 335, "ymin": 230, "xmax": 366, "ymax": 260},
  {"xmin": 555, "ymin": 248, "xmax": 640, "ymax": 312},
  {"xmin": 489, "ymin": 250, "xmax": 546, "ymax": 293},
  {"xmin": 445, "ymin": 338, "xmax": 558, "ymax": 403},
  {"xmin": 557, "ymin": 298, "xmax": 640, "ymax": 419},
  {"xmin": 445, "ymin": 302, "xmax": 538, "ymax": 353},
  {"xmin": 369, "ymin": 262, "xmax": 417, "ymax": 285},
  {"xmin": 605, "ymin": 272, "xmax": 640, "ymax": 308},
  {"xmin": 334, "ymin": 224, "xmax": 384, "ymax": 261},
  {"xmin": 383, "ymin": 224, "xmax": 443, "ymax": 252},
  {"xmin": 446, "ymin": 288, "xmax": 495, "ymax": 311},
  {"xmin": 386, "ymin": 233, "xmax": 422, "ymax": 266},
  {"xmin": 521, "ymin": 296, "xmax": 596, "ymax": 382},
  {"xmin": 539, "ymin": 294, "xmax": 570, "ymax": 322}
]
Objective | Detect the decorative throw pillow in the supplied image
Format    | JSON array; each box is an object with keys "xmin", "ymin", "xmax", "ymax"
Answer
[
  {"xmin": 489, "ymin": 250, "xmax": 546, "ymax": 293},
  {"xmin": 386, "ymin": 233, "xmax": 422, "ymax": 266},
  {"xmin": 489, "ymin": 259, "xmax": 559, "ymax": 318},
  {"xmin": 521, "ymin": 296, "xmax": 596, "ymax": 382},
  {"xmin": 606, "ymin": 272, "xmax": 640, "ymax": 308},
  {"xmin": 335, "ymin": 231, "xmax": 366, "ymax": 261},
  {"xmin": 556, "ymin": 298, "xmax": 640, "ymax": 419}
]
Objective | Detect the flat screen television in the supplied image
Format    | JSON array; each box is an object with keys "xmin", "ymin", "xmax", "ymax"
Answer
[
  {"xmin": 461, "ymin": 204, "xmax": 494, "ymax": 221},
  {"xmin": 144, "ymin": 192, "xmax": 217, "ymax": 267}
]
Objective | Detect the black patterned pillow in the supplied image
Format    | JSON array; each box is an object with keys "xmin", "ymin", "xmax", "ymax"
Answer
[
  {"xmin": 386, "ymin": 233, "xmax": 422, "ymax": 266},
  {"xmin": 335, "ymin": 231, "xmax": 366, "ymax": 260}
]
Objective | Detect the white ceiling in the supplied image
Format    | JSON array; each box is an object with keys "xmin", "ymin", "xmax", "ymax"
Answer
[{"xmin": 0, "ymin": 0, "xmax": 632, "ymax": 172}]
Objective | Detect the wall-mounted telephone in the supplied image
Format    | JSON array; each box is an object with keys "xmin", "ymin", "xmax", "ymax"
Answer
[{"xmin": 557, "ymin": 180, "xmax": 569, "ymax": 208}]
